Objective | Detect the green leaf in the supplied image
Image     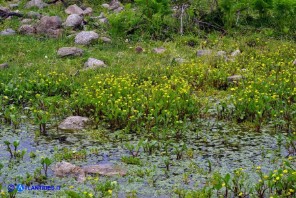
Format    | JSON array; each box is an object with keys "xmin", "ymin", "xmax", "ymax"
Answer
[{"xmin": 224, "ymin": 173, "xmax": 231, "ymax": 184}]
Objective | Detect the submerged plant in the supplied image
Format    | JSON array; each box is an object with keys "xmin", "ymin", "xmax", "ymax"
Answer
[
  {"xmin": 124, "ymin": 140, "xmax": 143, "ymax": 157},
  {"xmin": 4, "ymin": 140, "xmax": 26, "ymax": 160},
  {"xmin": 41, "ymin": 157, "xmax": 52, "ymax": 178}
]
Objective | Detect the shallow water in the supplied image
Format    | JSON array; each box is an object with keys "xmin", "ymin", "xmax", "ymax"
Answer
[{"xmin": 0, "ymin": 119, "xmax": 289, "ymax": 197}]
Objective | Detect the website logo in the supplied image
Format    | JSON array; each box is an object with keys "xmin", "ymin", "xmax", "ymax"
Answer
[
  {"xmin": 7, "ymin": 184, "xmax": 15, "ymax": 193},
  {"xmin": 16, "ymin": 184, "xmax": 25, "ymax": 192}
]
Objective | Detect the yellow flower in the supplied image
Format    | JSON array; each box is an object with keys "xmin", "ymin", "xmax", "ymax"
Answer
[
  {"xmin": 283, "ymin": 170, "xmax": 288, "ymax": 174},
  {"xmin": 239, "ymin": 192, "xmax": 243, "ymax": 196},
  {"xmin": 289, "ymin": 189, "xmax": 294, "ymax": 193},
  {"xmin": 69, "ymin": 186, "xmax": 74, "ymax": 189},
  {"xmin": 288, "ymin": 156, "xmax": 293, "ymax": 160},
  {"xmin": 108, "ymin": 189, "xmax": 112, "ymax": 194},
  {"xmin": 222, "ymin": 183, "xmax": 226, "ymax": 187},
  {"xmin": 276, "ymin": 176, "xmax": 280, "ymax": 181},
  {"xmin": 88, "ymin": 193, "xmax": 93, "ymax": 197},
  {"xmin": 256, "ymin": 166, "xmax": 261, "ymax": 170}
]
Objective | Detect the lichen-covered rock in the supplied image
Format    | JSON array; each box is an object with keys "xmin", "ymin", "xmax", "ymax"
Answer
[{"xmin": 58, "ymin": 116, "xmax": 89, "ymax": 131}]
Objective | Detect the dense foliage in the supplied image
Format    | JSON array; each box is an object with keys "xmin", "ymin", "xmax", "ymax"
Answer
[{"xmin": 106, "ymin": 0, "xmax": 296, "ymax": 39}]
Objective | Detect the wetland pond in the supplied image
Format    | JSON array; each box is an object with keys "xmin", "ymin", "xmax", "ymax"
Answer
[{"xmin": 0, "ymin": 119, "xmax": 290, "ymax": 197}]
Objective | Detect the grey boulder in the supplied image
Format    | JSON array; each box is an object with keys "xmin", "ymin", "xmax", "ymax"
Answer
[
  {"xmin": 231, "ymin": 49, "xmax": 241, "ymax": 57},
  {"xmin": 26, "ymin": 0, "xmax": 47, "ymax": 9},
  {"xmin": 100, "ymin": 36, "xmax": 111, "ymax": 43},
  {"xmin": 64, "ymin": 14, "xmax": 83, "ymax": 28},
  {"xmin": 52, "ymin": 161, "xmax": 85, "ymax": 182},
  {"xmin": 75, "ymin": 31, "xmax": 98, "ymax": 45},
  {"xmin": 65, "ymin": 4, "xmax": 84, "ymax": 15},
  {"xmin": 36, "ymin": 16, "xmax": 63, "ymax": 37},
  {"xmin": 153, "ymin": 47, "xmax": 166, "ymax": 54},
  {"xmin": 0, "ymin": 28, "xmax": 16, "ymax": 35},
  {"xmin": 197, "ymin": 49, "xmax": 212, "ymax": 57},
  {"xmin": 84, "ymin": 58, "xmax": 106, "ymax": 69},
  {"xmin": 57, "ymin": 47, "xmax": 83, "ymax": 57},
  {"xmin": 58, "ymin": 116, "xmax": 89, "ymax": 131}
]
